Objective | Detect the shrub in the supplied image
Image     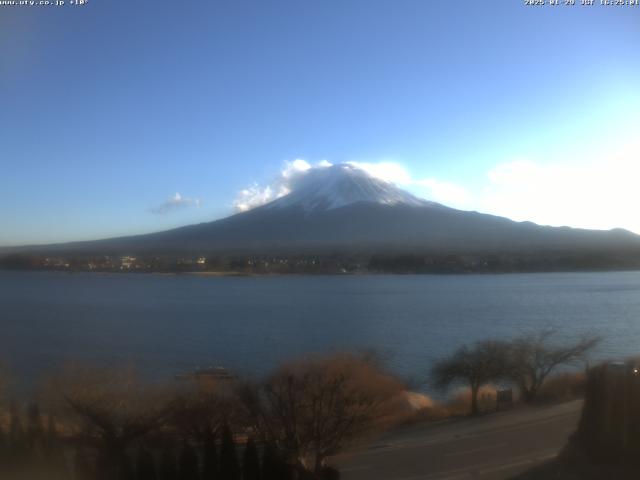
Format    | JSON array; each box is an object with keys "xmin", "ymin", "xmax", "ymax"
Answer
[
  {"xmin": 136, "ymin": 448, "xmax": 158, "ymax": 480},
  {"xmin": 242, "ymin": 438, "xmax": 260, "ymax": 480},
  {"xmin": 178, "ymin": 443, "xmax": 199, "ymax": 480},
  {"xmin": 536, "ymin": 372, "xmax": 587, "ymax": 404},
  {"xmin": 219, "ymin": 425, "xmax": 240, "ymax": 480},
  {"xmin": 240, "ymin": 353, "xmax": 403, "ymax": 474}
]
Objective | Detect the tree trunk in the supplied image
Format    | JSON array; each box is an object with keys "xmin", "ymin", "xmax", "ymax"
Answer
[
  {"xmin": 528, "ymin": 377, "xmax": 545, "ymax": 403},
  {"xmin": 470, "ymin": 384, "xmax": 480, "ymax": 416},
  {"xmin": 521, "ymin": 379, "xmax": 541, "ymax": 403},
  {"xmin": 314, "ymin": 453, "xmax": 324, "ymax": 475}
]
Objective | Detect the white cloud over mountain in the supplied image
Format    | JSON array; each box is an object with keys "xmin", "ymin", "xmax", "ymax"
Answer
[
  {"xmin": 234, "ymin": 159, "xmax": 327, "ymax": 212},
  {"xmin": 234, "ymin": 159, "xmax": 473, "ymax": 213},
  {"xmin": 233, "ymin": 141, "xmax": 640, "ymax": 233}
]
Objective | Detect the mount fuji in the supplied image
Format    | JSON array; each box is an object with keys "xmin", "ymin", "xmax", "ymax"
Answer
[
  {"xmin": 7, "ymin": 164, "xmax": 640, "ymax": 257},
  {"xmin": 262, "ymin": 163, "xmax": 432, "ymax": 212}
]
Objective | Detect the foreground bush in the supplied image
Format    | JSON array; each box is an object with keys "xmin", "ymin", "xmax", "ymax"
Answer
[
  {"xmin": 239, "ymin": 353, "xmax": 404, "ymax": 475},
  {"xmin": 0, "ymin": 353, "xmax": 407, "ymax": 479}
]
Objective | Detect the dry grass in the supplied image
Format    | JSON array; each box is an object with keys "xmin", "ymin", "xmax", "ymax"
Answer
[
  {"xmin": 402, "ymin": 371, "xmax": 588, "ymax": 431},
  {"xmin": 535, "ymin": 372, "xmax": 586, "ymax": 404},
  {"xmin": 402, "ymin": 403, "xmax": 451, "ymax": 424},
  {"xmin": 445, "ymin": 384, "xmax": 509, "ymax": 416},
  {"xmin": 399, "ymin": 385, "xmax": 504, "ymax": 426}
]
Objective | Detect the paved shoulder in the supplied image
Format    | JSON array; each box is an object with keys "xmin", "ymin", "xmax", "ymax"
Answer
[{"xmin": 337, "ymin": 400, "xmax": 583, "ymax": 480}]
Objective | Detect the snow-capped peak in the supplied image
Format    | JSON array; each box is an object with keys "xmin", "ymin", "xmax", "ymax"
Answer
[{"xmin": 262, "ymin": 163, "xmax": 434, "ymax": 212}]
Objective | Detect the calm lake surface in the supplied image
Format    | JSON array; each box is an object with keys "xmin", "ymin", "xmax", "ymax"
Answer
[{"xmin": 2, "ymin": 270, "xmax": 640, "ymax": 389}]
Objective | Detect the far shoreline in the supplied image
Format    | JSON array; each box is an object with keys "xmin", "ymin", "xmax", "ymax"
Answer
[{"xmin": 2, "ymin": 268, "xmax": 640, "ymax": 278}]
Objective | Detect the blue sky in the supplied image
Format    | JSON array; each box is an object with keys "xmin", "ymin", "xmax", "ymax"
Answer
[{"xmin": 1, "ymin": 0, "xmax": 639, "ymax": 246}]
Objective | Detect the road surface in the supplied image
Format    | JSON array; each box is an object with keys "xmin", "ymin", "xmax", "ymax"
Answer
[{"xmin": 336, "ymin": 400, "xmax": 582, "ymax": 480}]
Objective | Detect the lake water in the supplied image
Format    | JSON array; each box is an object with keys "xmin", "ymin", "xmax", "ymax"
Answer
[{"xmin": 2, "ymin": 270, "xmax": 640, "ymax": 390}]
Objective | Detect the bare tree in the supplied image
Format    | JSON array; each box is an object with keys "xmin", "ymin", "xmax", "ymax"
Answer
[
  {"xmin": 239, "ymin": 353, "xmax": 403, "ymax": 475},
  {"xmin": 507, "ymin": 329, "xmax": 600, "ymax": 403},
  {"xmin": 168, "ymin": 382, "xmax": 237, "ymax": 445},
  {"xmin": 61, "ymin": 367, "xmax": 171, "ymax": 477},
  {"xmin": 431, "ymin": 340, "xmax": 511, "ymax": 416}
]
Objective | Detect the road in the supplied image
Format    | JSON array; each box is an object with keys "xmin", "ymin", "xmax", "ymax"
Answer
[{"xmin": 336, "ymin": 400, "xmax": 582, "ymax": 480}]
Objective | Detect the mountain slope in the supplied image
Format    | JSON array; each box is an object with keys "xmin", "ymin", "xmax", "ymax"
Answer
[{"xmin": 6, "ymin": 164, "xmax": 640, "ymax": 256}]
